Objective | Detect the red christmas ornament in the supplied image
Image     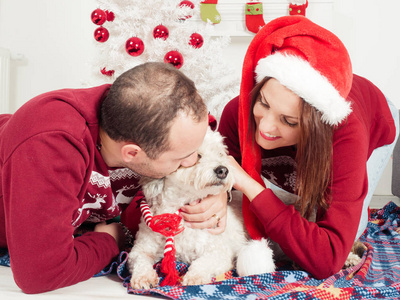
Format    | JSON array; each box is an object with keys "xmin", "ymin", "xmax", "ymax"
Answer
[
  {"xmin": 94, "ymin": 26, "xmax": 109, "ymax": 42},
  {"xmin": 164, "ymin": 50, "xmax": 184, "ymax": 69},
  {"xmin": 125, "ymin": 37, "xmax": 145, "ymax": 56},
  {"xmin": 153, "ymin": 25, "xmax": 169, "ymax": 40},
  {"xmin": 189, "ymin": 33, "xmax": 204, "ymax": 49},
  {"xmin": 179, "ymin": 0, "xmax": 195, "ymax": 19},
  {"xmin": 91, "ymin": 8, "xmax": 107, "ymax": 25},
  {"xmin": 179, "ymin": 0, "xmax": 195, "ymax": 9}
]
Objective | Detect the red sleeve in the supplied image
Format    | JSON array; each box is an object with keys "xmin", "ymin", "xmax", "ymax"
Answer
[
  {"xmin": 3, "ymin": 132, "xmax": 119, "ymax": 294},
  {"xmin": 218, "ymin": 96, "xmax": 242, "ymax": 164},
  {"xmin": 250, "ymin": 113, "xmax": 368, "ymax": 279},
  {"xmin": 120, "ymin": 190, "xmax": 144, "ymax": 237}
]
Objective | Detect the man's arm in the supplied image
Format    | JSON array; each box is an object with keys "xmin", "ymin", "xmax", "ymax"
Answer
[{"xmin": 3, "ymin": 133, "xmax": 119, "ymax": 294}]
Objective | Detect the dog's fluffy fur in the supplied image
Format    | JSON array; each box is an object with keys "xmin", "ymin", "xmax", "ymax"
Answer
[{"xmin": 128, "ymin": 128, "xmax": 275, "ymax": 289}]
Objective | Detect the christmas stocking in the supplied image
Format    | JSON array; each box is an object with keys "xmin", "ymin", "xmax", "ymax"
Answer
[
  {"xmin": 289, "ymin": 0, "xmax": 308, "ymax": 16},
  {"xmin": 245, "ymin": 2, "xmax": 265, "ymax": 34},
  {"xmin": 200, "ymin": 0, "xmax": 221, "ymax": 24}
]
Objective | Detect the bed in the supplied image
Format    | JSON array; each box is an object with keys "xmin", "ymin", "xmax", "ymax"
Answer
[
  {"xmin": 0, "ymin": 266, "xmax": 149, "ymax": 299},
  {"xmin": 1, "ymin": 200, "xmax": 400, "ymax": 299}
]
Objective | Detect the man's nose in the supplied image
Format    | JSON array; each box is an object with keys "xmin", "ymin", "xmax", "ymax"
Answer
[{"xmin": 180, "ymin": 152, "xmax": 199, "ymax": 168}]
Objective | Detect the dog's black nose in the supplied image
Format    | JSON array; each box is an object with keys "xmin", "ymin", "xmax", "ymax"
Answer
[{"xmin": 214, "ymin": 165, "xmax": 229, "ymax": 179}]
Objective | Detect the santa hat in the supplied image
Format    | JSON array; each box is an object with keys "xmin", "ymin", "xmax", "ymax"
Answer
[{"xmin": 238, "ymin": 16, "xmax": 353, "ymax": 240}]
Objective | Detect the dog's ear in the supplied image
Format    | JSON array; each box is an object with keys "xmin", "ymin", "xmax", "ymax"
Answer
[{"xmin": 140, "ymin": 177, "xmax": 165, "ymax": 206}]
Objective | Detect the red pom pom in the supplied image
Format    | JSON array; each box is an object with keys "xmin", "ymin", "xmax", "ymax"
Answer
[
  {"xmin": 100, "ymin": 67, "xmax": 115, "ymax": 77},
  {"xmin": 105, "ymin": 10, "xmax": 115, "ymax": 22}
]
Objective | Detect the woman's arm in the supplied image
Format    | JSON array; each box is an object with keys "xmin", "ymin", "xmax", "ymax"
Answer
[{"xmin": 228, "ymin": 156, "xmax": 265, "ymax": 201}]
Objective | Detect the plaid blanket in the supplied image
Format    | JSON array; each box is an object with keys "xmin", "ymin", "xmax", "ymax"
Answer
[
  {"xmin": 2, "ymin": 201, "xmax": 400, "ymax": 299},
  {"xmin": 96, "ymin": 201, "xmax": 400, "ymax": 299}
]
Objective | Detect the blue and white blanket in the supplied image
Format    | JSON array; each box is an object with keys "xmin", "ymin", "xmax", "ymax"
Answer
[{"xmin": 2, "ymin": 201, "xmax": 400, "ymax": 299}]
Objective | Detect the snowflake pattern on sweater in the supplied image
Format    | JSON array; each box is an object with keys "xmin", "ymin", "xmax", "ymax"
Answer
[{"xmin": 261, "ymin": 155, "xmax": 297, "ymax": 193}]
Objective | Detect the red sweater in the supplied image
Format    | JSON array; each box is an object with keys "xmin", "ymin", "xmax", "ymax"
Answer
[
  {"xmin": 218, "ymin": 74, "xmax": 396, "ymax": 279},
  {"xmin": 0, "ymin": 85, "xmax": 142, "ymax": 293}
]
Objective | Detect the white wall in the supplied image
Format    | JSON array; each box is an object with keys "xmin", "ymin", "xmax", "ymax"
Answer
[
  {"xmin": 1, "ymin": 0, "xmax": 399, "ymax": 194},
  {"xmin": 0, "ymin": 0, "xmax": 97, "ymax": 112}
]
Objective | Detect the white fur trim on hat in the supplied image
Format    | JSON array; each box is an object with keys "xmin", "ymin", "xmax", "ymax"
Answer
[{"xmin": 255, "ymin": 53, "xmax": 352, "ymax": 126}]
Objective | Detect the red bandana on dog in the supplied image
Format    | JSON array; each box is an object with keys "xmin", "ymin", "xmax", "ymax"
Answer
[{"xmin": 139, "ymin": 199, "xmax": 184, "ymax": 286}]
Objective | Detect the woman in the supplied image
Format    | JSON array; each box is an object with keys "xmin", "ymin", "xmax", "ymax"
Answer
[{"xmin": 218, "ymin": 16, "xmax": 399, "ymax": 279}]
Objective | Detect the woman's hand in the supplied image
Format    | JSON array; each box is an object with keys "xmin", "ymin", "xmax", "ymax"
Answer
[
  {"xmin": 228, "ymin": 156, "xmax": 265, "ymax": 201},
  {"xmin": 180, "ymin": 190, "xmax": 228, "ymax": 234}
]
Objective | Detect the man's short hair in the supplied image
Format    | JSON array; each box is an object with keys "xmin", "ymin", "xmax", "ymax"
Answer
[{"xmin": 100, "ymin": 62, "xmax": 207, "ymax": 159}]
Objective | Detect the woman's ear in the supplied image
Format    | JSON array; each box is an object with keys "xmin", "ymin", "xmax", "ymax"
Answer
[{"xmin": 121, "ymin": 143, "xmax": 142, "ymax": 164}]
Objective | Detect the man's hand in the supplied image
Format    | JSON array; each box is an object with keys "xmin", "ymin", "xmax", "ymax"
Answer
[
  {"xmin": 94, "ymin": 222, "xmax": 125, "ymax": 250},
  {"xmin": 179, "ymin": 190, "xmax": 228, "ymax": 234}
]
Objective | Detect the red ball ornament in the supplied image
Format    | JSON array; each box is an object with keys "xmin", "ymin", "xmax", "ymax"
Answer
[
  {"xmin": 179, "ymin": 0, "xmax": 195, "ymax": 19},
  {"xmin": 91, "ymin": 8, "xmax": 107, "ymax": 25},
  {"xmin": 189, "ymin": 33, "xmax": 204, "ymax": 49},
  {"xmin": 164, "ymin": 50, "xmax": 184, "ymax": 69},
  {"xmin": 153, "ymin": 25, "xmax": 169, "ymax": 40},
  {"xmin": 179, "ymin": 0, "xmax": 195, "ymax": 9},
  {"xmin": 94, "ymin": 26, "xmax": 109, "ymax": 42},
  {"xmin": 125, "ymin": 37, "xmax": 145, "ymax": 57}
]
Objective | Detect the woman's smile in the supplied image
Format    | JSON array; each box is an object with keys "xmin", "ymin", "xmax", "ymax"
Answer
[{"xmin": 259, "ymin": 131, "xmax": 280, "ymax": 141}]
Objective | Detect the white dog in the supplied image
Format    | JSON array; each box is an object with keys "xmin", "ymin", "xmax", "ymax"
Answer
[{"xmin": 128, "ymin": 128, "xmax": 275, "ymax": 289}]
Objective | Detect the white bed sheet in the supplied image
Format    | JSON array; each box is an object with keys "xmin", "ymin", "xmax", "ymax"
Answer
[{"xmin": 0, "ymin": 266, "xmax": 158, "ymax": 299}]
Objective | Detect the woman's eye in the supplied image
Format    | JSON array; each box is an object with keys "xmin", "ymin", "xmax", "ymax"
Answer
[
  {"xmin": 258, "ymin": 97, "xmax": 269, "ymax": 108},
  {"xmin": 283, "ymin": 118, "xmax": 298, "ymax": 127}
]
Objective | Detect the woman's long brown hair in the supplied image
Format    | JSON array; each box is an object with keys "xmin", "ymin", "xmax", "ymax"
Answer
[{"xmin": 249, "ymin": 77, "xmax": 334, "ymax": 219}]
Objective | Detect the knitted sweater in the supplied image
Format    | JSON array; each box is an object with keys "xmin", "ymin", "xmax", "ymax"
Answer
[
  {"xmin": 0, "ymin": 85, "xmax": 142, "ymax": 293},
  {"xmin": 218, "ymin": 74, "xmax": 396, "ymax": 279}
]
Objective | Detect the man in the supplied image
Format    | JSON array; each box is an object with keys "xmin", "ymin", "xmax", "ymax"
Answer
[{"xmin": 0, "ymin": 62, "xmax": 228, "ymax": 294}]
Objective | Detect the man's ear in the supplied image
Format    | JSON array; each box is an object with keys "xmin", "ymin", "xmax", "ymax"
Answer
[{"xmin": 121, "ymin": 143, "xmax": 142, "ymax": 164}]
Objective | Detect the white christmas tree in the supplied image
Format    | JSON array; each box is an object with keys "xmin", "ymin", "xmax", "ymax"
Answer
[{"xmin": 89, "ymin": 0, "xmax": 239, "ymax": 120}]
